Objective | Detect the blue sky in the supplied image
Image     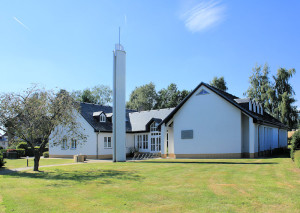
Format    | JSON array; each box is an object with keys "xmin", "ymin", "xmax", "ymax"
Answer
[{"xmin": 0, "ymin": 0, "xmax": 299, "ymax": 108}]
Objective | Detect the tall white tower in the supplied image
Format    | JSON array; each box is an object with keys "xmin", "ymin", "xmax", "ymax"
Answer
[{"xmin": 113, "ymin": 43, "xmax": 126, "ymax": 162}]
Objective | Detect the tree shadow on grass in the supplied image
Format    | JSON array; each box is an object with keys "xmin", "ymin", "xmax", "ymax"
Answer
[
  {"xmin": 134, "ymin": 161, "xmax": 278, "ymax": 165},
  {"xmin": 2, "ymin": 169, "xmax": 141, "ymax": 184}
]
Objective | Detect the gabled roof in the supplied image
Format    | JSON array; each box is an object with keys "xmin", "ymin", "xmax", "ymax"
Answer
[
  {"xmin": 159, "ymin": 82, "xmax": 287, "ymax": 129},
  {"xmin": 129, "ymin": 108, "xmax": 174, "ymax": 132},
  {"xmin": 79, "ymin": 103, "xmax": 174, "ymax": 133}
]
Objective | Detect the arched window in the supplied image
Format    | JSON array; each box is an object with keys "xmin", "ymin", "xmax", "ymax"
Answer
[
  {"xmin": 249, "ymin": 101, "xmax": 252, "ymax": 111},
  {"xmin": 257, "ymin": 103, "xmax": 260, "ymax": 114},
  {"xmin": 253, "ymin": 101, "xmax": 256, "ymax": 113},
  {"xmin": 100, "ymin": 113, "xmax": 106, "ymax": 122}
]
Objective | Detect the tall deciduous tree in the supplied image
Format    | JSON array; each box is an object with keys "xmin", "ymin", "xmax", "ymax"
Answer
[
  {"xmin": 155, "ymin": 83, "xmax": 189, "ymax": 109},
  {"xmin": 126, "ymin": 83, "xmax": 157, "ymax": 111},
  {"xmin": 246, "ymin": 64, "xmax": 298, "ymax": 130},
  {"xmin": 245, "ymin": 64, "xmax": 273, "ymax": 110},
  {"xmin": 0, "ymin": 86, "xmax": 86, "ymax": 171},
  {"xmin": 273, "ymin": 68, "xmax": 298, "ymax": 129},
  {"xmin": 210, "ymin": 76, "xmax": 228, "ymax": 91},
  {"xmin": 71, "ymin": 84, "xmax": 112, "ymax": 105}
]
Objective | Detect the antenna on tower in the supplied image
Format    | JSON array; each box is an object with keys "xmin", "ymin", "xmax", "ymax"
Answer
[{"xmin": 119, "ymin": 27, "xmax": 121, "ymax": 46}]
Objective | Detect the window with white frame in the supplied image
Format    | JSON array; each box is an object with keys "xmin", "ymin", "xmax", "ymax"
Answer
[
  {"xmin": 136, "ymin": 134, "xmax": 148, "ymax": 150},
  {"xmin": 150, "ymin": 122, "xmax": 161, "ymax": 136},
  {"xmin": 104, "ymin": 136, "xmax": 112, "ymax": 148},
  {"xmin": 71, "ymin": 139, "xmax": 77, "ymax": 149},
  {"xmin": 143, "ymin": 135, "xmax": 148, "ymax": 149},
  {"xmin": 61, "ymin": 138, "xmax": 68, "ymax": 150},
  {"xmin": 100, "ymin": 113, "xmax": 106, "ymax": 122}
]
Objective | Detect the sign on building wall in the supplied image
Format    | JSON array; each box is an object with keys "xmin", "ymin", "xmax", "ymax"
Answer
[{"xmin": 181, "ymin": 130, "xmax": 193, "ymax": 139}]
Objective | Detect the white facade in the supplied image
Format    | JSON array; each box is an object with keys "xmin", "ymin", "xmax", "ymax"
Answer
[{"xmin": 49, "ymin": 83, "xmax": 288, "ymax": 159}]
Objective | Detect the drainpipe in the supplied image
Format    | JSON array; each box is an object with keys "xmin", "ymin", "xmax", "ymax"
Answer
[{"xmin": 96, "ymin": 131, "xmax": 100, "ymax": 159}]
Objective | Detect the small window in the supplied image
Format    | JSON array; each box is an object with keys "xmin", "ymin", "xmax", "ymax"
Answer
[
  {"xmin": 71, "ymin": 139, "xmax": 77, "ymax": 149},
  {"xmin": 100, "ymin": 113, "xmax": 106, "ymax": 122},
  {"xmin": 104, "ymin": 137, "xmax": 112, "ymax": 148},
  {"xmin": 61, "ymin": 138, "xmax": 68, "ymax": 150},
  {"xmin": 196, "ymin": 89, "xmax": 209, "ymax": 95},
  {"xmin": 150, "ymin": 122, "xmax": 157, "ymax": 132}
]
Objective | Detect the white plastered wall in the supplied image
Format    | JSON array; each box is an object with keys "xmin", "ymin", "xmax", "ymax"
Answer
[
  {"xmin": 49, "ymin": 113, "xmax": 97, "ymax": 156},
  {"xmin": 172, "ymin": 85, "xmax": 242, "ymax": 154}
]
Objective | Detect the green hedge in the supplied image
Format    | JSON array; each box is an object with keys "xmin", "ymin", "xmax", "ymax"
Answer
[
  {"xmin": 294, "ymin": 150, "xmax": 300, "ymax": 169},
  {"xmin": 0, "ymin": 152, "xmax": 6, "ymax": 168},
  {"xmin": 16, "ymin": 142, "xmax": 28, "ymax": 150},
  {"xmin": 16, "ymin": 149, "xmax": 26, "ymax": 158},
  {"xmin": 291, "ymin": 130, "xmax": 300, "ymax": 160},
  {"xmin": 43, "ymin": 151, "xmax": 49, "ymax": 158}
]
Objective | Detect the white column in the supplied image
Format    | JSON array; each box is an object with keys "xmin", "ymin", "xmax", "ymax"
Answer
[
  {"xmin": 113, "ymin": 44, "xmax": 126, "ymax": 162},
  {"xmin": 160, "ymin": 124, "xmax": 167, "ymax": 158},
  {"xmin": 249, "ymin": 118, "xmax": 255, "ymax": 158}
]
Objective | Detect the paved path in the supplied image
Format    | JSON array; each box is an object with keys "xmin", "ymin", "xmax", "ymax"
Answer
[{"xmin": 0, "ymin": 159, "xmax": 112, "ymax": 175}]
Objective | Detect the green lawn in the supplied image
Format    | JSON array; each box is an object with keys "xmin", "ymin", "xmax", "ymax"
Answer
[
  {"xmin": 0, "ymin": 157, "xmax": 300, "ymax": 213},
  {"xmin": 0, "ymin": 158, "xmax": 74, "ymax": 170}
]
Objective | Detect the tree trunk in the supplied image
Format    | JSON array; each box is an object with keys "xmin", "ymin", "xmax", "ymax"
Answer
[{"xmin": 33, "ymin": 150, "xmax": 40, "ymax": 171}]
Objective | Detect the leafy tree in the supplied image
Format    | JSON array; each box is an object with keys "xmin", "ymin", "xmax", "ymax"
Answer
[
  {"xmin": 245, "ymin": 64, "xmax": 298, "ymax": 129},
  {"xmin": 126, "ymin": 82, "xmax": 157, "ymax": 111},
  {"xmin": 71, "ymin": 84, "xmax": 112, "ymax": 105},
  {"xmin": 0, "ymin": 86, "xmax": 86, "ymax": 171},
  {"xmin": 210, "ymin": 76, "xmax": 228, "ymax": 91},
  {"xmin": 273, "ymin": 68, "xmax": 298, "ymax": 129},
  {"xmin": 91, "ymin": 85, "xmax": 112, "ymax": 105},
  {"xmin": 155, "ymin": 83, "xmax": 189, "ymax": 109},
  {"xmin": 245, "ymin": 64, "xmax": 273, "ymax": 110}
]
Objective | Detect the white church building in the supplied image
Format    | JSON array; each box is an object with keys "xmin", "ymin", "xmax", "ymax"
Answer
[{"xmin": 49, "ymin": 82, "xmax": 288, "ymax": 159}]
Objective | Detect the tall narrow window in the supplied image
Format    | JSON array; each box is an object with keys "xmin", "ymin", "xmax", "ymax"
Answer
[
  {"xmin": 71, "ymin": 139, "xmax": 77, "ymax": 149},
  {"xmin": 151, "ymin": 138, "xmax": 155, "ymax": 151},
  {"xmin": 61, "ymin": 138, "xmax": 67, "ymax": 150}
]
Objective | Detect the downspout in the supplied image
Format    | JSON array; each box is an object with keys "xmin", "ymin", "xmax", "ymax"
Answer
[{"xmin": 96, "ymin": 131, "xmax": 100, "ymax": 159}]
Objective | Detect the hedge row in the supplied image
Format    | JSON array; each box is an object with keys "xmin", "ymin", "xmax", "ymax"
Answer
[
  {"xmin": 291, "ymin": 130, "xmax": 300, "ymax": 160},
  {"xmin": 0, "ymin": 152, "xmax": 5, "ymax": 168},
  {"xmin": 294, "ymin": 150, "xmax": 300, "ymax": 169}
]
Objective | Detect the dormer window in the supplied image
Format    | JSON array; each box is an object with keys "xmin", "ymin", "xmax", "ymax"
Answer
[
  {"xmin": 249, "ymin": 101, "xmax": 252, "ymax": 111},
  {"xmin": 260, "ymin": 105, "xmax": 263, "ymax": 115},
  {"xmin": 253, "ymin": 101, "xmax": 256, "ymax": 113},
  {"xmin": 100, "ymin": 113, "xmax": 106, "ymax": 122},
  {"xmin": 257, "ymin": 104, "xmax": 260, "ymax": 114}
]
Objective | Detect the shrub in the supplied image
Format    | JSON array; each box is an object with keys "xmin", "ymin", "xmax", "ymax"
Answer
[
  {"xmin": 25, "ymin": 148, "xmax": 34, "ymax": 157},
  {"xmin": 0, "ymin": 152, "xmax": 6, "ymax": 168},
  {"xmin": 43, "ymin": 151, "xmax": 49, "ymax": 158},
  {"xmin": 295, "ymin": 150, "xmax": 300, "ymax": 169},
  {"xmin": 16, "ymin": 142, "xmax": 28, "ymax": 150},
  {"xmin": 291, "ymin": 130, "xmax": 300, "ymax": 160},
  {"xmin": 0, "ymin": 146, "xmax": 3, "ymax": 150},
  {"xmin": 0, "ymin": 149, "xmax": 7, "ymax": 158},
  {"xmin": 16, "ymin": 149, "xmax": 26, "ymax": 158}
]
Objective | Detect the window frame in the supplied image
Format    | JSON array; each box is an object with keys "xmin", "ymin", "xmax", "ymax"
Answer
[
  {"xmin": 100, "ymin": 113, "xmax": 106, "ymax": 122},
  {"xmin": 71, "ymin": 139, "xmax": 77, "ymax": 150},
  {"xmin": 61, "ymin": 138, "xmax": 68, "ymax": 150},
  {"xmin": 104, "ymin": 136, "xmax": 112, "ymax": 149}
]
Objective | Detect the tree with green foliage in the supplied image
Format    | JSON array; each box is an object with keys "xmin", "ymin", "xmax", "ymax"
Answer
[
  {"xmin": 245, "ymin": 64, "xmax": 298, "ymax": 130},
  {"xmin": 0, "ymin": 152, "xmax": 5, "ymax": 168},
  {"xmin": 155, "ymin": 83, "xmax": 189, "ymax": 109},
  {"xmin": 245, "ymin": 64, "xmax": 273, "ymax": 110},
  {"xmin": 291, "ymin": 130, "xmax": 300, "ymax": 160},
  {"xmin": 71, "ymin": 84, "xmax": 112, "ymax": 105},
  {"xmin": 210, "ymin": 76, "xmax": 228, "ymax": 91},
  {"xmin": 0, "ymin": 86, "xmax": 86, "ymax": 171},
  {"xmin": 126, "ymin": 82, "xmax": 157, "ymax": 111}
]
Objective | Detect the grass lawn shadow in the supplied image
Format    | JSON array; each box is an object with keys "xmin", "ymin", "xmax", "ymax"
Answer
[
  {"xmin": 135, "ymin": 161, "xmax": 278, "ymax": 165},
  {"xmin": 3, "ymin": 169, "xmax": 141, "ymax": 184}
]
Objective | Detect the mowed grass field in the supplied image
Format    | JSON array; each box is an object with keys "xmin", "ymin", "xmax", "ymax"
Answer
[
  {"xmin": 0, "ymin": 158, "xmax": 74, "ymax": 170},
  {"xmin": 0, "ymin": 157, "xmax": 300, "ymax": 213}
]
